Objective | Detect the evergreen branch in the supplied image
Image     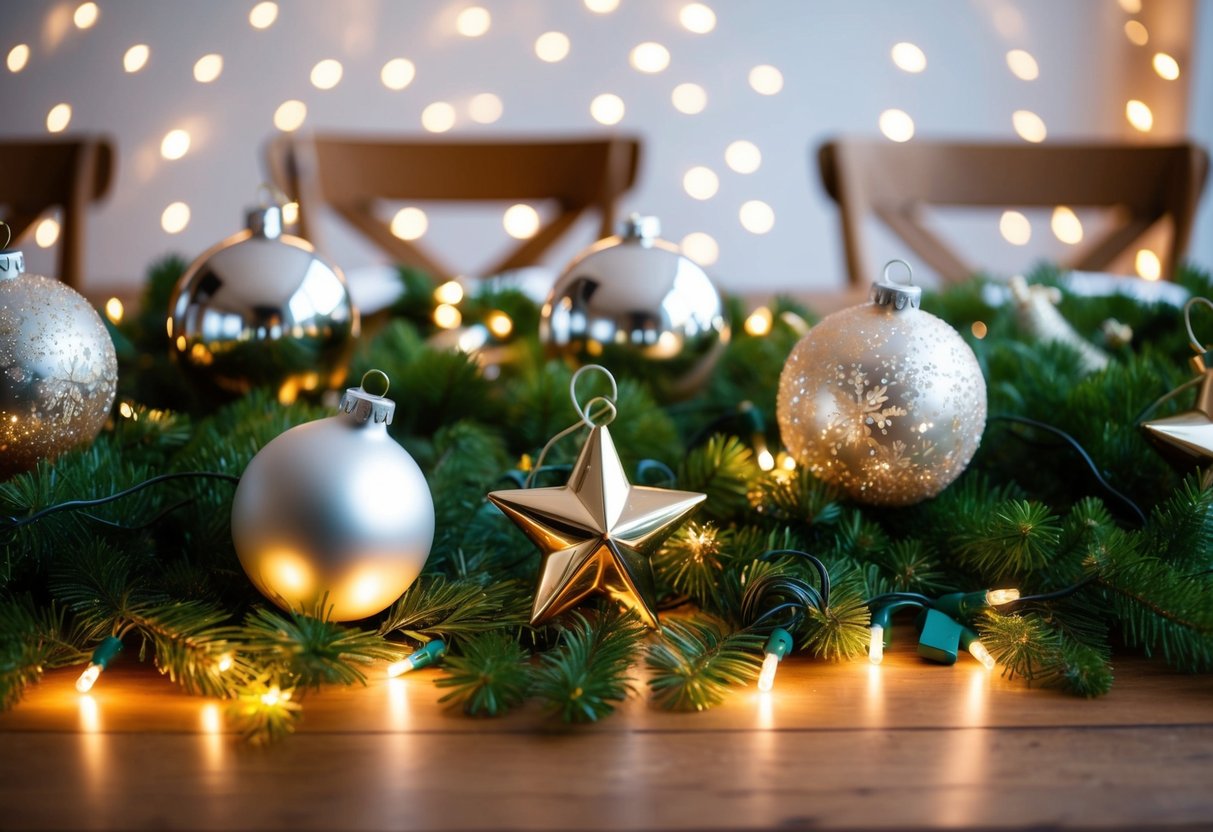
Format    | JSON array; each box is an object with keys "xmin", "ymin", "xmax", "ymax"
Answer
[
  {"xmin": 677, "ymin": 434, "xmax": 757, "ymax": 519},
  {"xmin": 646, "ymin": 617, "xmax": 762, "ymax": 711},
  {"xmin": 532, "ymin": 609, "xmax": 644, "ymax": 723},
  {"xmin": 653, "ymin": 522, "xmax": 728, "ymax": 612},
  {"xmin": 227, "ymin": 673, "xmax": 302, "ymax": 745},
  {"xmin": 378, "ymin": 575, "xmax": 531, "ymax": 642},
  {"xmin": 435, "ymin": 631, "xmax": 533, "ymax": 717},
  {"xmin": 977, "ymin": 610, "xmax": 1113, "ymax": 697},
  {"xmin": 799, "ymin": 582, "xmax": 870, "ymax": 660},
  {"xmin": 124, "ymin": 601, "xmax": 248, "ymax": 698},
  {"xmin": 953, "ymin": 499, "xmax": 1062, "ymax": 578},
  {"xmin": 0, "ymin": 598, "xmax": 95, "ymax": 709},
  {"xmin": 749, "ymin": 467, "xmax": 841, "ymax": 527},
  {"xmin": 242, "ymin": 607, "xmax": 402, "ymax": 689}
]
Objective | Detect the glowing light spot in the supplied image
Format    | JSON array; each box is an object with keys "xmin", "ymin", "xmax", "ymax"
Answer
[
  {"xmin": 35, "ymin": 218, "xmax": 60, "ymax": 248},
  {"xmin": 194, "ymin": 54, "xmax": 223, "ymax": 83},
  {"xmin": 421, "ymin": 102, "xmax": 456, "ymax": 133},
  {"xmin": 683, "ymin": 166, "xmax": 719, "ymax": 200},
  {"xmin": 971, "ymin": 321, "xmax": 988, "ymax": 339},
  {"xmin": 584, "ymin": 0, "xmax": 619, "ymax": 13},
  {"xmin": 745, "ymin": 306, "xmax": 773, "ymax": 336},
  {"xmin": 503, "ymin": 204, "xmax": 540, "ymax": 239},
  {"xmin": 590, "ymin": 93, "xmax": 624, "ymax": 125},
  {"xmin": 1152, "ymin": 52, "xmax": 1180, "ymax": 80},
  {"xmin": 740, "ymin": 200, "xmax": 775, "ymax": 234},
  {"xmin": 282, "ymin": 201, "xmax": 299, "ymax": 225},
  {"xmin": 1051, "ymin": 206, "xmax": 1083, "ymax": 245},
  {"xmin": 1126, "ymin": 99, "xmax": 1153, "ymax": 132},
  {"xmin": 161, "ymin": 202, "xmax": 191, "ymax": 234},
  {"xmin": 381, "ymin": 58, "xmax": 415, "ymax": 90},
  {"xmin": 105, "ymin": 297, "xmax": 124, "ymax": 324},
  {"xmin": 748, "ymin": 64, "xmax": 783, "ymax": 95},
  {"xmin": 630, "ymin": 42, "xmax": 670, "ymax": 73},
  {"xmin": 1006, "ymin": 49, "xmax": 1039, "ymax": 81},
  {"xmin": 119, "ymin": 401, "xmax": 134, "ymax": 419},
  {"xmin": 1136, "ymin": 248, "xmax": 1161, "ymax": 281},
  {"xmin": 7, "ymin": 44, "xmax": 30, "ymax": 73},
  {"xmin": 273, "ymin": 99, "xmax": 307, "ymax": 132},
  {"xmin": 1012, "ymin": 110, "xmax": 1047, "ymax": 142},
  {"xmin": 999, "ymin": 210, "xmax": 1031, "ymax": 246},
  {"xmin": 216, "ymin": 653, "xmax": 234, "ymax": 672},
  {"xmin": 1118, "ymin": 0, "xmax": 1142, "ymax": 11},
  {"xmin": 486, "ymin": 311, "xmax": 513, "ymax": 338},
  {"xmin": 434, "ymin": 281, "xmax": 464, "ymax": 305},
  {"xmin": 74, "ymin": 2, "xmax": 99, "ymax": 29},
  {"xmin": 679, "ymin": 3, "xmax": 716, "ymax": 34},
  {"xmin": 160, "ymin": 128, "xmax": 191, "ymax": 160},
  {"xmin": 725, "ymin": 140, "xmax": 762, "ymax": 174},
  {"xmin": 890, "ymin": 42, "xmax": 926, "ymax": 73},
  {"xmin": 680, "ymin": 232, "xmax": 719, "ymax": 267},
  {"xmin": 46, "ymin": 103, "xmax": 72, "ymax": 134},
  {"xmin": 468, "ymin": 92, "xmax": 503, "ymax": 124},
  {"xmin": 671, "ymin": 83, "xmax": 707, "ymax": 114},
  {"xmin": 123, "ymin": 44, "xmax": 150, "ymax": 73},
  {"xmin": 1124, "ymin": 20, "xmax": 1148, "ymax": 46},
  {"xmin": 434, "ymin": 304, "xmax": 462, "ymax": 329},
  {"xmin": 310, "ymin": 58, "xmax": 343, "ymax": 90},
  {"xmin": 249, "ymin": 2, "xmax": 278, "ymax": 29},
  {"xmin": 390, "ymin": 207, "xmax": 428, "ymax": 241},
  {"xmin": 456, "ymin": 6, "xmax": 491, "ymax": 37},
  {"xmin": 878, "ymin": 109, "xmax": 914, "ymax": 142},
  {"xmin": 535, "ymin": 32, "xmax": 570, "ymax": 62}
]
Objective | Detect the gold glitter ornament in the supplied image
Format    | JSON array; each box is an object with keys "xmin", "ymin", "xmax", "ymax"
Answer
[
  {"xmin": 0, "ymin": 247, "xmax": 117, "ymax": 479},
  {"xmin": 776, "ymin": 261, "xmax": 987, "ymax": 506}
]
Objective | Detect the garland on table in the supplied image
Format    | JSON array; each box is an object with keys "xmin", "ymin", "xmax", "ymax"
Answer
[{"xmin": 1, "ymin": 257, "xmax": 1211, "ymax": 742}]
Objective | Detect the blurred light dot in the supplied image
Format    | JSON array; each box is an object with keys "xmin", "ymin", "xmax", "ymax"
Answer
[
  {"xmin": 679, "ymin": 3, "xmax": 716, "ymax": 34},
  {"xmin": 1136, "ymin": 249, "xmax": 1161, "ymax": 281},
  {"xmin": 999, "ymin": 210, "xmax": 1031, "ymax": 245},
  {"xmin": 971, "ymin": 321, "xmax": 988, "ymax": 339},
  {"xmin": 535, "ymin": 32, "xmax": 570, "ymax": 62},
  {"xmin": 161, "ymin": 202, "xmax": 191, "ymax": 234},
  {"xmin": 160, "ymin": 128, "xmax": 191, "ymax": 160},
  {"xmin": 890, "ymin": 42, "xmax": 926, "ymax": 73},
  {"xmin": 503, "ymin": 204, "xmax": 540, "ymax": 239},
  {"xmin": 282, "ymin": 201, "xmax": 299, "ymax": 225},
  {"xmin": 381, "ymin": 58, "xmax": 415, "ymax": 90},
  {"xmin": 486, "ymin": 311, "xmax": 513, "ymax": 338},
  {"xmin": 1152, "ymin": 52, "xmax": 1180, "ymax": 80},
  {"xmin": 194, "ymin": 53, "xmax": 223, "ymax": 83},
  {"xmin": 105, "ymin": 297, "xmax": 124, "ymax": 324},
  {"xmin": 1012, "ymin": 109, "xmax": 1047, "ymax": 142},
  {"xmin": 740, "ymin": 200, "xmax": 775, "ymax": 234},
  {"xmin": 1118, "ymin": 0, "xmax": 1142, "ymax": 11},
  {"xmin": 683, "ymin": 166, "xmax": 719, "ymax": 200},
  {"xmin": 671, "ymin": 83, "xmax": 707, "ymax": 114},
  {"xmin": 680, "ymin": 232, "xmax": 719, "ymax": 266},
  {"xmin": 249, "ymin": 2, "xmax": 278, "ymax": 29},
  {"xmin": 1126, "ymin": 99, "xmax": 1153, "ymax": 132},
  {"xmin": 725, "ymin": 140, "xmax": 761, "ymax": 174},
  {"xmin": 1124, "ymin": 20, "xmax": 1148, "ymax": 46},
  {"xmin": 630, "ymin": 42, "xmax": 670, "ymax": 73},
  {"xmin": 434, "ymin": 280, "xmax": 464, "ymax": 305},
  {"xmin": 433, "ymin": 304, "xmax": 462, "ymax": 329},
  {"xmin": 74, "ymin": 2, "xmax": 99, "ymax": 29},
  {"xmin": 7, "ymin": 44, "xmax": 30, "ymax": 73},
  {"xmin": 273, "ymin": 99, "xmax": 307, "ymax": 131},
  {"xmin": 123, "ymin": 44, "xmax": 149, "ymax": 73},
  {"xmin": 390, "ymin": 206, "xmax": 428, "ymax": 240},
  {"xmin": 748, "ymin": 64, "xmax": 783, "ymax": 95},
  {"xmin": 469, "ymin": 92, "xmax": 503, "ymax": 124},
  {"xmin": 1006, "ymin": 49, "xmax": 1039, "ymax": 80},
  {"xmin": 35, "ymin": 218, "xmax": 60, "ymax": 248},
  {"xmin": 584, "ymin": 0, "xmax": 619, "ymax": 13},
  {"xmin": 46, "ymin": 103, "xmax": 72, "ymax": 134},
  {"xmin": 310, "ymin": 59, "xmax": 343, "ymax": 90},
  {"xmin": 879, "ymin": 109, "xmax": 914, "ymax": 142},
  {"xmin": 590, "ymin": 93, "xmax": 624, "ymax": 125},
  {"xmin": 456, "ymin": 6, "xmax": 491, "ymax": 37},
  {"xmin": 421, "ymin": 101, "xmax": 456, "ymax": 133},
  {"xmin": 744, "ymin": 306, "xmax": 773, "ymax": 336},
  {"xmin": 1051, "ymin": 206, "xmax": 1084, "ymax": 245}
]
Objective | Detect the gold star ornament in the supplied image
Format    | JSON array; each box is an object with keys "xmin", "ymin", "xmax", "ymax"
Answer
[
  {"xmin": 1142, "ymin": 297, "xmax": 1213, "ymax": 468},
  {"xmin": 488, "ymin": 425, "xmax": 705, "ymax": 628}
]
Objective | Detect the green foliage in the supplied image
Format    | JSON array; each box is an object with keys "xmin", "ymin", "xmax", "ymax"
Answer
[
  {"xmin": 379, "ymin": 576, "xmax": 531, "ymax": 643},
  {"xmin": 799, "ymin": 581, "xmax": 871, "ymax": 660},
  {"xmin": 646, "ymin": 617, "xmax": 762, "ymax": 711},
  {"xmin": 953, "ymin": 500, "xmax": 1062, "ymax": 578},
  {"xmin": 0, "ymin": 598, "xmax": 94, "ymax": 708},
  {"xmin": 435, "ymin": 631, "xmax": 533, "ymax": 717},
  {"xmin": 977, "ymin": 609, "xmax": 1113, "ymax": 697},
  {"xmin": 677, "ymin": 435, "xmax": 757, "ymax": 520},
  {"xmin": 532, "ymin": 610, "xmax": 644, "ymax": 723},
  {"xmin": 653, "ymin": 522, "xmax": 729, "ymax": 610},
  {"xmin": 242, "ymin": 607, "xmax": 401, "ymax": 689}
]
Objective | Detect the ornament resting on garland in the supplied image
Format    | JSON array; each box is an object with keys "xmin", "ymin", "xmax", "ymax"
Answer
[
  {"xmin": 0, "ymin": 244, "xmax": 117, "ymax": 480},
  {"xmin": 1140, "ymin": 296, "xmax": 1213, "ymax": 467},
  {"xmin": 1008, "ymin": 274, "xmax": 1109, "ymax": 374},
  {"xmin": 231, "ymin": 370, "xmax": 434, "ymax": 621},
  {"xmin": 776, "ymin": 260, "xmax": 987, "ymax": 506},
  {"xmin": 168, "ymin": 199, "xmax": 358, "ymax": 402}
]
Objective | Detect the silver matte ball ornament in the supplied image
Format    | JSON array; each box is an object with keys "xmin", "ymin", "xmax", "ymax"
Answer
[
  {"xmin": 539, "ymin": 215, "xmax": 729, "ymax": 398},
  {"xmin": 776, "ymin": 262, "xmax": 987, "ymax": 506},
  {"xmin": 231, "ymin": 372, "xmax": 435, "ymax": 621},
  {"xmin": 0, "ymin": 248, "xmax": 117, "ymax": 480},
  {"xmin": 169, "ymin": 204, "xmax": 358, "ymax": 401}
]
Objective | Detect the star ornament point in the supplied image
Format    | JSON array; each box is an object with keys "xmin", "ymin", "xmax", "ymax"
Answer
[
  {"xmin": 1142, "ymin": 369, "xmax": 1213, "ymax": 468},
  {"xmin": 488, "ymin": 425, "xmax": 705, "ymax": 627}
]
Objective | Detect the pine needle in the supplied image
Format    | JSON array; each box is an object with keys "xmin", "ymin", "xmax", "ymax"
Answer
[
  {"xmin": 646, "ymin": 617, "xmax": 762, "ymax": 711},
  {"xmin": 532, "ymin": 609, "xmax": 644, "ymax": 723},
  {"xmin": 435, "ymin": 631, "xmax": 533, "ymax": 716}
]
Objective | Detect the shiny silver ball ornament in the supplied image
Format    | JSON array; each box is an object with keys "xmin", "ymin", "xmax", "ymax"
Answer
[
  {"xmin": 776, "ymin": 261, "xmax": 987, "ymax": 506},
  {"xmin": 539, "ymin": 215, "xmax": 729, "ymax": 398},
  {"xmin": 169, "ymin": 204, "xmax": 358, "ymax": 402},
  {"xmin": 0, "ymin": 248, "xmax": 117, "ymax": 480},
  {"xmin": 231, "ymin": 372, "xmax": 435, "ymax": 621}
]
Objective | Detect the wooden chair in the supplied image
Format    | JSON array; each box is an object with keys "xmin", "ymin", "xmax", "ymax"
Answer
[
  {"xmin": 265, "ymin": 135, "xmax": 641, "ymax": 281},
  {"xmin": 817, "ymin": 139, "xmax": 1210, "ymax": 285},
  {"xmin": 0, "ymin": 137, "xmax": 115, "ymax": 288}
]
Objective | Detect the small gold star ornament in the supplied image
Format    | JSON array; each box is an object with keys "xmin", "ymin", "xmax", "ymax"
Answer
[{"xmin": 1141, "ymin": 297, "xmax": 1213, "ymax": 467}]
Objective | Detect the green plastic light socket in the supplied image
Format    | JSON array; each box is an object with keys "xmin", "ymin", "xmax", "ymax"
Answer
[
  {"xmin": 764, "ymin": 628, "xmax": 793, "ymax": 659},
  {"xmin": 934, "ymin": 591, "xmax": 990, "ymax": 622},
  {"xmin": 409, "ymin": 638, "xmax": 447, "ymax": 670},
  {"xmin": 91, "ymin": 636, "xmax": 124, "ymax": 669},
  {"xmin": 917, "ymin": 609, "xmax": 962, "ymax": 665}
]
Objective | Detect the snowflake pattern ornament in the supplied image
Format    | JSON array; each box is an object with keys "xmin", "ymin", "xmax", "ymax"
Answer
[{"xmin": 776, "ymin": 261, "xmax": 987, "ymax": 506}]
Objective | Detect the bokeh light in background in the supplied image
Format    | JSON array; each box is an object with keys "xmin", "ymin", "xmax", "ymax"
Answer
[
  {"xmin": 999, "ymin": 210, "xmax": 1031, "ymax": 245},
  {"xmin": 421, "ymin": 101, "xmax": 457, "ymax": 132},
  {"xmin": 391, "ymin": 207, "xmax": 428, "ymax": 241},
  {"xmin": 381, "ymin": 58, "xmax": 415, "ymax": 90},
  {"xmin": 878, "ymin": 108, "xmax": 914, "ymax": 142},
  {"xmin": 1006, "ymin": 49, "xmax": 1039, "ymax": 80},
  {"xmin": 456, "ymin": 7, "xmax": 491, "ymax": 38},
  {"xmin": 535, "ymin": 32, "xmax": 570, "ymax": 62},
  {"xmin": 725, "ymin": 140, "xmax": 761, "ymax": 174},
  {"xmin": 890, "ymin": 42, "xmax": 926, "ymax": 73},
  {"xmin": 503, "ymin": 204, "xmax": 540, "ymax": 239},
  {"xmin": 671, "ymin": 83, "xmax": 707, "ymax": 115},
  {"xmin": 249, "ymin": 2, "xmax": 278, "ymax": 29},
  {"xmin": 680, "ymin": 231, "xmax": 719, "ymax": 266},
  {"xmin": 273, "ymin": 99, "xmax": 307, "ymax": 132},
  {"xmin": 590, "ymin": 93, "xmax": 624, "ymax": 125},
  {"xmin": 74, "ymin": 2, "xmax": 99, "ymax": 29},
  {"xmin": 123, "ymin": 44, "xmax": 150, "ymax": 73},
  {"xmin": 6, "ymin": 44, "xmax": 30, "ymax": 73},
  {"xmin": 739, "ymin": 200, "xmax": 775, "ymax": 234},
  {"xmin": 310, "ymin": 59, "xmax": 343, "ymax": 90},
  {"xmin": 161, "ymin": 202, "xmax": 191, "ymax": 234},
  {"xmin": 468, "ymin": 92, "xmax": 503, "ymax": 124},
  {"xmin": 193, "ymin": 53, "xmax": 223, "ymax": 82},
  {"xmin": 683, "ymin": 166, "xmax": 719, "ymax": 200},
  {"xmin": 1050, "ymin": 206, "xmax": 1084, "ymax": 244},
  {"xmin": 45, "ymin": 103, "xmax": 71, "ymax": 133},
  {"xmin": 160, "ymin": 129, "xmax": 191, "ymax": 160},
  {"xmin": 1012, "ymin": 109, "xmax": 1047, "ymax": 142},
  {"xmin": 747, "ymin": 64, "xmax": 783, "ymax": 95}
]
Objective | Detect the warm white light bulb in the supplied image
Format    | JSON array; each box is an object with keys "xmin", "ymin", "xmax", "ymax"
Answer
[
  {"xmin": 744, "ymin": 306, "xmax": 772, "ymax": 336},
  {"xmin": 756, "ymin": 447, "xmax": 775, "ymax": 472},
  {"xmin": 386, "ymin": 659, "xmax": 412, "ymax": 678},
  {"xmin": 757, "ymin": 652, "xmax": 780, "ymax": 692},
  {"xmin": 434, "ymin": 280, "xmax": 464, "ymax": 305},
  {"xmin": 76, "ymin": 663, "xmax": 102, "ymax": 693},
  {"xmin": 968, "ymin": 640, "xmax": 995, "ymax": 670},
  {"xmin": 985, "ymin": 588, "xmax": 1020, "ymax": 606},
  {"xmin": 868, "ymin": 625, "xmax": 885, "ymax": 665}
]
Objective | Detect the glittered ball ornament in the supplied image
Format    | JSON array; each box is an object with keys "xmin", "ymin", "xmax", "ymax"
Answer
[
  {"xmin": 539, "ymin": 215, "xmax": 729, "ymax": 398},
  {"xmin": 776, "ymin": 262, "xmax": 987, "ymax": 506},
  {"xmin": 0, "ymin": 248, "xmax": 117, "ymax": 479},
  {"xmin": 168, "ymin": 203, "xmax": 358, "ymax": 401},
  {"xmin": 231, "ymin": 372, "xmax": 434, "ymax": 621}
]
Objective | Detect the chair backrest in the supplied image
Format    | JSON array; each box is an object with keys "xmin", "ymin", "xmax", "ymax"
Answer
[
  {"xmin": 817, "ymin": 139, "xmax": 1210, "ymax": 285},
  {"xmin": 265, "ymin": 135, "xmax": 642, "ymax": 281},
  {"xmin": 0, "ymin": 136, "xmax": 115, "ymax": 288}
]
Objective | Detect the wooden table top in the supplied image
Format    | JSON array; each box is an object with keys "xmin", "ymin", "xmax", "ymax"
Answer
[{"xmin": 1, "ymin": 641, "xmax": 1210, "ymax": 831}]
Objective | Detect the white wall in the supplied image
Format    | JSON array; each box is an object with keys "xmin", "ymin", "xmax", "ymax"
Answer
[{"xmin": 0, "ymin": 0, "xmax": 1206, "ymax": 295}]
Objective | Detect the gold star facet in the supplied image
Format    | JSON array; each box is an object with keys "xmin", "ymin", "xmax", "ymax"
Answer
[
  {"xmin": 1142, "ymin": 367, "xmax": 1213, "ymax": 467},
  {"xmin": 488, "ymin": 425, "xmax": 705, "ymax": 627}
]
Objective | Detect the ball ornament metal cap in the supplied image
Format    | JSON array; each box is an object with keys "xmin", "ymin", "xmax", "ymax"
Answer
[
  {"xmin": 338, "ymin": 370, "xmax": 395, "ymax": 426},
  {"xmin": 870, "ymin": 259, "xmax": 922, "ymax": 310},
  {"xmin": 0, "ymin": 248, "xmax": 26, "ymax": 279}
]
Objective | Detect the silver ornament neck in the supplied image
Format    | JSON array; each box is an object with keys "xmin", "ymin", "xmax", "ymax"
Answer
[
  {"xmin": 0, "ymin": 249, "xmax": 25, "ymax": 281},
  {"xmin": 620, "ymin": 214, "xmax": 661, "ymax": 248},
  {"xmin": 339, "ymin": 382, "xmax": 395, "ymax": 426},
  {"xmin": 870, "ymin": 259, "xmax": 922, "ymax": 311},
  {"xmin": 246, "ymin": 206, "xmax": 284, "ymax": 240}
]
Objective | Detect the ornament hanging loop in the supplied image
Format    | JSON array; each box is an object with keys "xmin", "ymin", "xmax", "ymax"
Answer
[
  {"xmin": 570, "ymin": 364, "xmax": 618, "ymax": 428},
  {"xmin": 1182, "ymin": 296, "xmax": 1213, "ymax": 357},
  {"xmin": 255, "ymin": 182, "xmax": 290, "ymax": 208},
  {"xmin": 882, "ymin": 259, "xmax": 915, "ymax": 286},
  {"xmin": 0, "ymin": 221, "xmax": 10, "ymax": 250},
  {"xmin": 872, "ymin": 259, "xmax": 922, "ymax": 310},
  {"xmin": 360, "ymin": 369, "xmax": 390, "ymax": 397}
]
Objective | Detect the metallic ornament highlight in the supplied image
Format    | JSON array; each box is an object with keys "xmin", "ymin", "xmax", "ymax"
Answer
[{"xmin": 1141, "ymin": 296, "xmax": 1213, "ymax": 468}]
